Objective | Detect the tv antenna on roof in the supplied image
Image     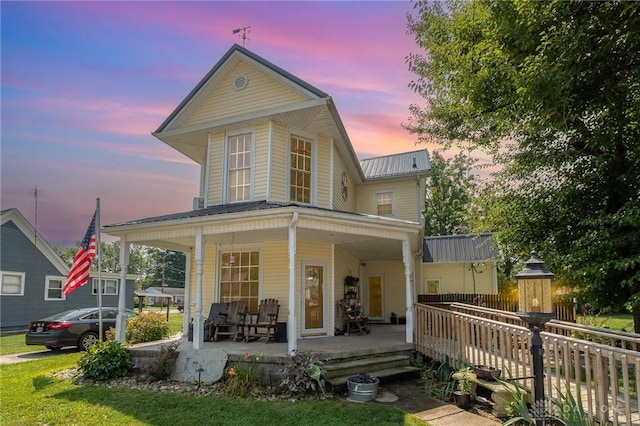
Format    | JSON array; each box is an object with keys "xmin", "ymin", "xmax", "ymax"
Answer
[{"xmin": 232, "ymin": 26, "xmax": 251, "ymax": 47}]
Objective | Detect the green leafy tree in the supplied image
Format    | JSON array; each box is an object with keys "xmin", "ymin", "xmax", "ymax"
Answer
[
  {"xmin": 406, "ymin": 0, "xmax": 640, "ymax": 329},
  {"xmin": 424, "ymin": 150, "xmax": 478, "ymax": 236},
  {"xmin": 146, "ymin": 249, "xmax": 186, "ymax": 290}
]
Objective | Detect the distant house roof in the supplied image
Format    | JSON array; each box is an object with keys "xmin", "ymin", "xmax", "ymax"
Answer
[
  {"xmin": 360, "ymin": 149, "xmax": 430, "ymax": 180},
  {"xmin": 145, "ymin": 287, "xmax": 184, "ymax": 296},
  {"xmin": 423, "ymin": 233, "xmax": 499, "ymax": 263},
  {"xmin": 0, "ymin": 208, "xmax": 69, "ymax": 274}
]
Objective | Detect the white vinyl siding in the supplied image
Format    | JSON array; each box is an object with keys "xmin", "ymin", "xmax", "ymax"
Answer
[
  {"xmin": 45, "ymin": 276, "xmax": 66, "ymax": 300},
  {"xmin": 254, "ymin": 122, "xmax": 270, "ymax": 200},
  {"xmin": 184, "ymin": 61, "xmax": 307, "ymax": 128},
  {"xmin": 269, "ymin": 123, "xmax": 289, "ymax": 201},
  {"xmin": 357, "ymin": 179, "xmax": 421, "ymax": 222},
  {"xmin": 0, "ymin": 271, "xmax": 25, "ymax": 296}
]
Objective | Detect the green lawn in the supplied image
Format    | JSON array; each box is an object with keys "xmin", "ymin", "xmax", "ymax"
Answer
[
  {"xmin": 0, "ymin": 354, "xmax": 425, "ymax": 426},
  {"xmin": 577, "ymin": 313, "xmax": 635, "ymax": 333},
  {"xmin": 0, "ymin": 310, "xmax": 185, "ymax": 356}
]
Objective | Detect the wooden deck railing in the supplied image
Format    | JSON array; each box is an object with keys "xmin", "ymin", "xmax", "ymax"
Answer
[{"xmin": 415, "ymin": 303, "xmax": 640, "ymax": 425}]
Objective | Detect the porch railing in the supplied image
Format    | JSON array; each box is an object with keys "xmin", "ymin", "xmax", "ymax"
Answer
[
  {"xmin": 417, "ymin": 293, "xmax": 576, "ymax": 322},
  {"xmin": 415, "ymin": 302, "xmax": 640, "ymax": 425}
]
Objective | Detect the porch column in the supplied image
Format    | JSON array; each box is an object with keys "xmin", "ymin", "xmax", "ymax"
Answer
[
  {"xmin": 193, "ymin": 229, "xmax": 205, "ymax": 349},
  {"xmin": 403, "ymin": 238, "xmax": 414, "ymax": 344},
  {"xmin": 115, "ymin": 239, "xmax": 130, "ymax": 343},
  {"xmin": 183, "ymin": 250, "xmax": 192, "ymax": 335},
  {"xmin": 287, "ymin": 212, "xmax": 298, "ymax": 356}
]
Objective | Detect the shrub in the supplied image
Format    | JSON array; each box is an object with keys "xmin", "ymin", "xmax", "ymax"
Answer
[
  {"xmin": 126, "ymin": 312, "xmax": 170, "ymax": 344},
  {"xmin": 77, "ymin": 341, "xmax": 132, "ymax": 381},
  {"xmin": 278, "ymin": 352, "xmax": 327, "ymax": 396},
  {"xmin": 144, "ymin": 342, "xmax": 180, "ymax": 381}
]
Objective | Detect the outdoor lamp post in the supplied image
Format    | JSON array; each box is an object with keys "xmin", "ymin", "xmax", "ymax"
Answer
[{"xmin": 515, "ymin": 251, "xmax": 555, "ymax": 426}]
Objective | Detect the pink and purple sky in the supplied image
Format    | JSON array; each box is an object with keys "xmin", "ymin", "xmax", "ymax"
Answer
[{"xmin": 1, "ymin": 0, "xmax": 430, "ymax": 246}]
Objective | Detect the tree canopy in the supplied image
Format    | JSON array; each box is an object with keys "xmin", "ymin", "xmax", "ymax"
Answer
[{"xmin": 407, "ymin": 0, "xmax": 640, "ymax": 328}]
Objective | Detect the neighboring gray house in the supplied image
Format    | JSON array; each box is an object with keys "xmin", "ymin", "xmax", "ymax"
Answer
[{"xmin": 0, "ymin": 208, "xmax": 136, "ymax": 330}]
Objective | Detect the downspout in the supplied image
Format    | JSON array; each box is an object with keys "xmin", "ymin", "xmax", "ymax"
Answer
[{"xmin": 287, "ymin": 211, "xmax": 299, "ymax": 356}]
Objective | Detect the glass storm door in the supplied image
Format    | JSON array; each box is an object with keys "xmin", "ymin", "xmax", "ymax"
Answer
[
  {"xmin": 367, "ymin": 275, "xmax": 384, "ymax": 321},
  {"xmin": 302, "ymin": 264, "xmax": 325, "ymax": 333}
]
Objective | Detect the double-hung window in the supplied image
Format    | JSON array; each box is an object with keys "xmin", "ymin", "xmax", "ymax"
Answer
[
  {"xmin": 375, "ymin": 191, "xmax": 394, "ymax": 216},
  {"xmin": 45, "ymin": 276, "xmax": 66, "ymax": 300},
  {"xmin": 0, "ymin": 271, "xmax": 25, "ymax": 296},
  {"xmin": 92, "ymin": 278, "xmax": 118, "ymax": 295},
  {"xmin": 290, "ymin": 136, "xmax": 312, "ymax": 204},
  {"xmin": 228, "ymin": 133, "xmax": 252, "ymax": 202}
]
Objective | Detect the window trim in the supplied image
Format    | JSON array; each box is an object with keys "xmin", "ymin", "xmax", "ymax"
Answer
[
  {"xmin": 0, "ymin": 271, "xmax": 26, "ymax": 296},
  {"xmin": 288, "ymin": 132, "xmax": 316, "ymax": 205},
  {"xmin": 374, "ymin": 190, "xmax": 395, "ymax": 217},
  {"xmin": 91, "ymin": 278, "xmax": 119, "ymax": 296},
  {"xmin": 44, "ymin": 275, "xmax": 66, "ymax": 300},
  {"xmin": 224, "ymin": 130, "xmax": 255, "ymax": 203}
]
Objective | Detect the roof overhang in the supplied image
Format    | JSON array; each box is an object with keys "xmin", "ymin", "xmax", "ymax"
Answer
[{"xmin": 104, "ymin": 205, "xmax": 422, "ymax": 260}]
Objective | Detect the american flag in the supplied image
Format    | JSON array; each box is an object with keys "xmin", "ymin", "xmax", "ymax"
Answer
[{"xmin": 63, "ymin": 211, "xmax": 97, "ymax": 296}]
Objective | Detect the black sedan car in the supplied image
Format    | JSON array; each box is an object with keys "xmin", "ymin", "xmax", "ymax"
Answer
[{"xmin": 25, "ymin": 307, "xmax": 137, "ymax": 351}]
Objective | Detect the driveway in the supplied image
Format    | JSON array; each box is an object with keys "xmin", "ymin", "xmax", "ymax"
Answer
[{"xmin": 0, "ymin": 348, "xmax": 78, "ymax": 365}]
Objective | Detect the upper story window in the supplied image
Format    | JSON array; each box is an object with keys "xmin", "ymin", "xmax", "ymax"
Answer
[
  {"xmin": 92, "ymin": 278, "xmax": 118, "ymax": 295},
  {"xmin": 45, "ymin": 276, "xmax": 66, "ymax": 300},
  {"xmin": 375, "ymin": 191, "xmax": 394, "ymax": 216},
  {"xmin": 228, "ymin": 133, "xmax": 252, "ymax": 202},
  {"xmin": 1, "ymin": 271, "xmax": 25, "ymax": 296},
  {"xmin": 290, "ymin": 135, "xmax": 312, "ymax": 204}
]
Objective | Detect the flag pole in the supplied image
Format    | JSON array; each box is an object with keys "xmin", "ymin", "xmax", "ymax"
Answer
[{"xmin": 96, "ymin": 198, "xmax": 103, "ymax": 341}]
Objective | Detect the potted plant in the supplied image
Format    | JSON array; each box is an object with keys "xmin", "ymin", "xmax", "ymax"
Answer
[
  {"xmin": 347, "ymin": 371, "xmax": 379, "ymax": 402},
  {"xmin": 453, "ymin": 367, "xmax": 473, "ymax": 409},
  {"xmin": 390, "ymin": 312, "xmax": 398, "ymax": 324}
]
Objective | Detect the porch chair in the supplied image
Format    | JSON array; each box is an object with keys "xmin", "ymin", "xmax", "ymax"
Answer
[
  {"xmin": 338, "ymin": 299, "xmax": 369, "ymax": 336},
  {"xmin": 213, "ymin": 300, "xmax": 247, "ymax": 342},
  {"xmin": 205, "ymin": 302, "xmax": 228, "ymax": 342},
  {"xmin": 244, "ymin": 298, "xmax": 280, "ymax": 343}
]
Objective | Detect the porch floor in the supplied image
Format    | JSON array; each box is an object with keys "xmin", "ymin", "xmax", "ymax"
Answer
[{"xmin": 130, "ymin": 323, "xmax": 411, "ymax": 362}]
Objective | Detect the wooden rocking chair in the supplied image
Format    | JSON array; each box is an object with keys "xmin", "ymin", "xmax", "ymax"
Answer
[
  {"xmin": 244, "ymin": 299, "xmax": 280, "ymax": 343},
  {"xmin": 213, "ymin": 300, "xmax": 247, "ymax": 341},
  {"xmin": 205, "ymin": 303, "xmax": 228, "ymax": 342},
  {"xmin": 338, "ymin": 299, "xmax": 369, "ymax": 335}
]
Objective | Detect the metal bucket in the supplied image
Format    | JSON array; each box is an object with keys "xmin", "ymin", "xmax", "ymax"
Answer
[{"xmin": 347, "ymin": 377, "xmax": 379, "ymax": 402}]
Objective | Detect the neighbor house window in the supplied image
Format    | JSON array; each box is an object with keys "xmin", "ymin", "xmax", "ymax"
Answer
[
  {"xmin": 91, "ymin": 278, "xmax": 118, "ymax": 295},
  {"xmin": 45, "ymin": 276, "xmax": 66, "ymax": 300},
  {"xmin": 375, "ymin": 191, "xmax": 394, "ymax": 216},
  {"xmin": 228, "ymin": 133, "xmax": 252, "ymax": 202},
  {"xmin": 220, "ymin": 251, "xmax": 259, "ymax": 312},
  {"xmin": 0, "ymin": 271, "xmax": 25, "ymax": 296},
  {"xmin": 290, "ymin": 135, "xmax": 312, "ymax": 204}
]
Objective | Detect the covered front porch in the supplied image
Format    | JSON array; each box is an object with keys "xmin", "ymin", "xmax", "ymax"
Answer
[{"xmin": 104, "ymin": 202, "xmax": 423, "ymax": 356}]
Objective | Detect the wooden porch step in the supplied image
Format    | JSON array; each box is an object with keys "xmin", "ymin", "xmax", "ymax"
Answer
[
  {"xmin": 323, "ymin": 354, "xmax": 412, "ymax": 379},
  {"xmin": 325, "ymin": 366, "xmax": 422, "ymax": 391}
]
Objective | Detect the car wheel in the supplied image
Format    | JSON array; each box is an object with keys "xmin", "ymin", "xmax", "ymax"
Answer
[
  {"xmin": 46, "ymin": 345, "xmax": 62, "ymax": 351},
  {"xmin": 79, "ymin": 332, "xmax": 99, "ymax": 351}
]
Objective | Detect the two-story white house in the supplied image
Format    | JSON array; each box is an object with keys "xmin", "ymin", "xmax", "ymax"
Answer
[{"xmin": 104, "ymin": 44, "xmax": 430, "ymax": 354}]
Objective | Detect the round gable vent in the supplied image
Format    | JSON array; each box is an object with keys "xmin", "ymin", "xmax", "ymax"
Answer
[{"xmin": 233, "ymin": 74, "xmax": 249, "ymax": 91}]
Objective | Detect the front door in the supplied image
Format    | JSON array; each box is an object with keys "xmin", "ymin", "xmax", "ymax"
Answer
[
  {"xmin": 367, "ymin": 275, "xmax": 384, "ymax": 321},
  {"xmin": 302, "ymin": 263, "xmax": 325, "ymax": 334}
]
